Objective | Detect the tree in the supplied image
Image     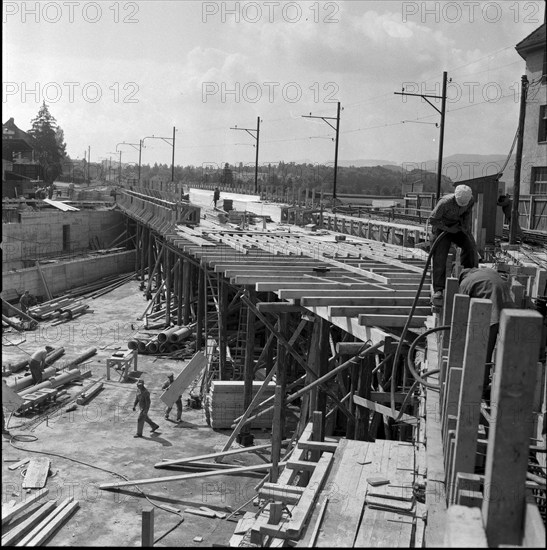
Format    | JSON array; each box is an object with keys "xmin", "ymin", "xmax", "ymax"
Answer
[
  {"xmin": 220, "ymin": 163, "xmax": 234, "ymax": 186},
  {"xmin": 28, "ymin": 102, "xmax": 67, "ymax": 185}
]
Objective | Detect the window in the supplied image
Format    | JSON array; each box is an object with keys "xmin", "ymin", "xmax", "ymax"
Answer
[
  {"xmin": 539, "ymin": 105, "xmax": 547, "ymax": 143},
  {"xmin": 531, "ymin": 166, "xmax": 547, "ymax": 195}
]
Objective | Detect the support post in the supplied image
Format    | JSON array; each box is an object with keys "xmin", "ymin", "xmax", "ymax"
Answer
[
  {"xmin": 482, "ymin": 310, "xmax": 543, "ymax": 547},
  {"xmin": 142, "ymin": 507, "xmax": 154, "ymax": 547}
]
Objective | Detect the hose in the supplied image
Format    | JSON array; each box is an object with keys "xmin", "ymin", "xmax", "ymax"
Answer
[{"xmin": 389, "ymin": 231, "xmax": 448, "ymax": 419}]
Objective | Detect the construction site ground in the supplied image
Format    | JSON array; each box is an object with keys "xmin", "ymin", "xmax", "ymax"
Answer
[{"xmin": 2, "ymin": 280, "xmax": 271, "ymax": 547}]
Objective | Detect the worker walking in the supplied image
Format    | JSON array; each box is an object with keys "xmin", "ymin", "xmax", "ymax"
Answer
[
  {"xmin": 133, "ymin": 379, "xmax": 160, "ymax": 438},
  {"xmin": 28, "ymin": 346, "xmax": 54, "ymax": 385},
  {"xmin": 428, "ymin": 184, "xmax": 479, "ymax": 302},
  {"xmin": 458, "ymin": 267, "xmax": 516, "ymax": 398},
  {"xmin": 162, "ymin": 373, "xmax": 183, "ymax": 422},
  {"xmin": 213, "ymin": 187, "xmax": 220, "ymax": 208},
  {"xmin": 497, "ymin": 194, "xmax": 523, "ymax": 240}
]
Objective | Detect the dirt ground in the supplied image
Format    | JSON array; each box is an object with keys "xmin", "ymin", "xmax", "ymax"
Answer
[{"xmin": 2, "ymin": 280, "xmax": 271, "ymax": 547}]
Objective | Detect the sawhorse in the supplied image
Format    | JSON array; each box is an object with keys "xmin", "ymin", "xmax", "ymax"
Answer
[{"xmin": 106, "ymin": 349, "xmax": 137, "ymax": 381}]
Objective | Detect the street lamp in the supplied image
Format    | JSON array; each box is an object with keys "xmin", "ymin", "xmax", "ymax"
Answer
[{"xmin": 141, "ymin": 127, "xmax": 177, "ymax": 184}]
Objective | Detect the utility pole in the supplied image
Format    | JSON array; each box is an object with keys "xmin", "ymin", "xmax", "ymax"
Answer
[
  {"xmin": 172, "ymin": 126, "xmax": 176, "ymax": 183},
  {"xmin": 88, "ymin": 146, "xmax": 91, "ymax": 182},
  {"xmin": 302, "ymin": 101, "xmax": 341, "ymax": 204},
  {"xmin": 138, "ymin": 139, "xmax": 142, "ymax": 185},
  {"xmin": 141, "ymin": 130, "xmax": 176, "ymax": 185},
  {"xmin": 231, "ymin": 117, "xmax": 261, "ymax": 193},
  {"xmin": 395, "ymin": 71, "xmax": 448, "ymax": 202},
  {"xmin": 509, "ymin": 75, "xmax": 528, "ymax": 244}
]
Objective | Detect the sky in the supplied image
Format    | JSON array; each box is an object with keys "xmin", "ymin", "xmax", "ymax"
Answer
[{"xmin": 3, "ymin": 0, "xmax": 546, "ymax": 173}]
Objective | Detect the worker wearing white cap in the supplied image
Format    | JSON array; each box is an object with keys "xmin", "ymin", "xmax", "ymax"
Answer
[{"xmin": 428, "ymin": 184, "xmax": 479, "ymax": 301}]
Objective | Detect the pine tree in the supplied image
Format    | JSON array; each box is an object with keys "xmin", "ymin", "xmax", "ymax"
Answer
[{"xmin": 28, "ymin": 102, "xmax": 67, "ymax": 184}]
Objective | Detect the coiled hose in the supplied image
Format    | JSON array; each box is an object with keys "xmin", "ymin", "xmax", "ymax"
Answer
[{"xmin": 389, "ymin": 231, "xmax": 448, "ymax": 420}]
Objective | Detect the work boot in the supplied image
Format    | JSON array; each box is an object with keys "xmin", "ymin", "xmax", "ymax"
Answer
[
  {"xmin": 133, "ymin": 434, "xmax": 143, "ymax": 438},
  {"xmin": 151, "ymin": 424, "xmax": 160, "ymax": 433},
  {"xmin": 432, "ymin": 290, "xmax": 444, "ymax": 301}
]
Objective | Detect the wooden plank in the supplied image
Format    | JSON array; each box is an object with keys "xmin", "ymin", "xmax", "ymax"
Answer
[
  {"xmin": 443, "ymin": 294, "xmax": 470, "ymax": 425},
  {"xmin": 354, "ymin": 440, "xmax": 415, "ymax": 548},
  {"xmin": 258, "ymin": 488, "xmax": 301, "ymax": 505},
  {"xmin": 449, "ymin": 298, "xmax": 491, "ymax": 503},
  {"xmin": 286, "ymin": 460, "xmax": 318, "ymax": 472},
  {"xmin": 160, "ymin": 351, "xmax": 207, "ymax": 407},
  {"xmin": 16, "ymin": 496, "xmax": 73, "ymax": 546},
  {"xmin": 353, "ymin": 395, "xmax": 418, "ymax": 424},
  {"xmin": 1, "ymin": 501, "xmax": 57, "ymax": 546},
  {"xmin": 482, "ymin": 310, "xmax": 543, "ymax": 547},
  {"xmin": 358, "ymin": 314, "xmax": 427, "ymax": 328},
  {"xmin": 154, "ymin": 440, "xmax": 289, "ymax": 468},
  {"xmin": 261, "ymin": 452, "xmax": 334, "ymax": 540},
  {"xmin": 24, "ymin": 500, "xmax": 79, "ymax": 546},
  {"xmin": 99, "ymin": 462, "xmax": 285, "ymax": 489},
  {"xmin": 22, "ymin": 458, "xmax": 51, "ymax": 489},
  {"xmin": 1, "ymin": 490, "xmax": 49, "ymax": 525},
  {"xmin": 308, "ymin": 497, "xmax": 329, "ymax": 548},
  {"xmin": 297, "ymin": 440, "xmax": 338, "ymax": 453},
  {"xmin": 305, "ymin": 296, "xmax": 429, "ymax": 307},
  {"xmin": 331, "ymin": 306, "xmax": 431, "ymax": 317},
  {"xmin": 443, "ymin": 505, "xmax": 488, "ymax": 547},
  {"xmin": 8, "ymin": 457, "xmax": 30, "ymax": 471}
]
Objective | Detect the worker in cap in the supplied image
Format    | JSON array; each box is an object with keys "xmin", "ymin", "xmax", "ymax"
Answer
[
  {"xmin": 459, "ymin": 267, "xmax": 517, "ymax": 401},
  {"xmin": 428, "ymin": 184, "xmax": 479, "ymax": 302},
  {"xmin": 162, "ymin": 372, "xmax": 183, "ymax": 422},
  {"xmin": 132, "ymin": 379, "xmax": 160, "ymax": 437},
  {"xmin": 28, "ymin": 346, "xmax": 54, "ymax": 385}
]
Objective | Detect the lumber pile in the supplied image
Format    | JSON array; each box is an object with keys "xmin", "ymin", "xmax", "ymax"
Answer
[
  {"xmin": 1, "ymin": 489, "xmax": 79, "ymax": 546},
  {"xmin": 28, "ymin": 298, "xmax": 90, "ymax": 322},
  {"xmin": 204, "ymin": 381, "xmax": 276, "ymax": 429}
]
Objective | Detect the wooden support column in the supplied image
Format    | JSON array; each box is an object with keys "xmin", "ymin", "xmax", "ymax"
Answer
[
  {"xmin": 142, "ymin": 507, "xmax": 154, "ymax": 547},
  {"xmin": 271, "ymin": 313, "xmax": 288, "ymax": 483},
  {"xmin": 139, "ymin": 224, "xmax": 147, "ymax": 289},
  {"xmin": 482, "ymin": 310, "xmax": 543, "ymax": 547},
  {"xmin": 135, "ymin": 223, "xmax": 141, "ymax": 275},
  {"xmin": 146, "ymin": 229, "xmax": 153, "ymax": 297},
  {"xmin": 183, "ymin": 260, "xmax": 191, "ymax": 325},
  {"xmin": 354, "ymin": 354, "xmax": 373, "ymax": 441},
  {"xmin": 346, "ymin": 360, "xmax": 359, "ymax": 439},
  {"xmin": 316, "ymin": 318, "xmax": 329, "ymax": 437},
  {"xmin": 203, "ymin": 267, "xmax": 209, "ymax": 357},
  {"xmin": 176, "ymin": 256, "xmax": 183, "ymax": 326},
  {"xmin": 196, "ymin": 265, "xmax": 204, "ymax": 350},
  {"xmin": 164, "ymin": 246, "xmax": 171, "ymax": 326},
  {"xmin": 241, "ymin": 288, "xmax": 256, "ymax": 441},
  {"xmin": 219, "ymin": 278, "xmax": 228, "ymax": 380}
]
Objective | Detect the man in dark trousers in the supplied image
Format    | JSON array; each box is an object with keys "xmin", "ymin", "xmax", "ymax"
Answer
[
  {"xmin": 428, "ymin": 184, "xmax": 479, "ymax": 302},
  {"xmin": 459, "ymin": 267, "xmax": 516, "ymax": 397},
  {"xmin": 162, "ymin": 373, "xmax": 183, "ymax": 422},
  {"xmin": 28, "ymin": 346, "xmax": 54, "ymax": 384},
  {"xmin": 19, "ymin": 290, "xmax": 32, "ymax": 318},
  {"xmin": 133, "ymin": 379, "xmax": 160, "ymax": 437},
  {"xmin": 213, "ymin": 187, "xmax": 220, "ymax": 208}
]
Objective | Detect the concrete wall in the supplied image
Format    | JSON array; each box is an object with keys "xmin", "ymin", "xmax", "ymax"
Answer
[
  {"xmin": 2, "ymin": 250, "xmax": 135, "ymax": 298},
  {"xmin": 2, "ymin": 210, "xmax": 126, "ymax": 270},
  {"xmin": 522, "ymin": 48, "xmax": 547, "ymax": 195}
]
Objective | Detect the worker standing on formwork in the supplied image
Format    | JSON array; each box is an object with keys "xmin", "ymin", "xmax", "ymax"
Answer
[
  {"xmin": 458, "ymin": 267, "xmax": 516, "ymax": 399},
  {"xmin": 428, "ymin": 185, "xmax": 479, "ymax": 303}
]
